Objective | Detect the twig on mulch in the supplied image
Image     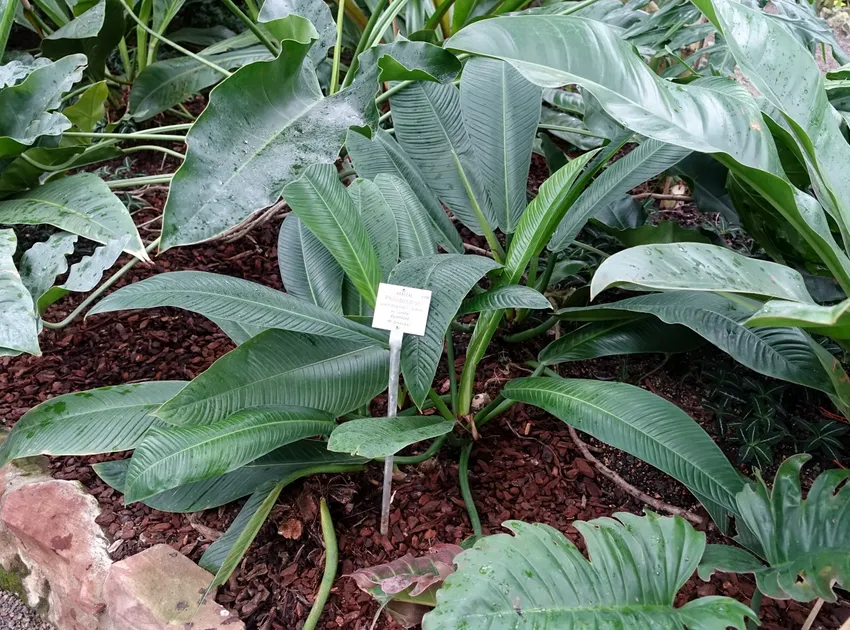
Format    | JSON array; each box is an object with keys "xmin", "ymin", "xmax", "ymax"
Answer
[
  {"xmin": 566, "ymin": 425, "xmax": 704, "ymax": 525},
  {"xmin": 631, "ymin": 192, "xmax": 693, "ymax": 202},
  {"xmin": 219, "ymin": 200, "xmax": 289, "ymax": 243},
  {"xmin": 463, "ymin": 243, "xmax": 493, "ymax": 257},
  {"xmin": 186, "ymin": 514, "xmax": 223, "ymax": 540}
]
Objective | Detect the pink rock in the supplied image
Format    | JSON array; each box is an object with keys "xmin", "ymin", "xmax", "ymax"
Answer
[
  {"xmin": 0, "ymin": 479, "xmax": 111, "ymax": 630},
  {"xmin": 103, "ymin": 544, "xmax": 243, "ymax": 630}
]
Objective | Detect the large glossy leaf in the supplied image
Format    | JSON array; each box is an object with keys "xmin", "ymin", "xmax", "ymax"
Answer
[
  {"xmin": 539, "ymin": 318, "xmax": 703, "ymax": 366},
  {"xmin": 460, "ymin": 57, "xmax": 541, "ymax": 233},
  {"xmin": 459, "ymin": 284, "xmax": 550, "ymax": 315},
  {"xmin": 445, "ymin": 16, "xmax": 850, "ymax": 291},
  {"xmin": 372, "ymin": 40, "xmax": 462, "ymax": 84},
  {"xmin": 0, "ymin": 174, "xmax": 146, "ymax": 259},
  {"xmin": 424, "ymin": 514, "xmax": 755, "ymax": 629},
  {"xmin": 548, "ymin": 139, "xmax": 690, "ymax": 251},
  {"xmin": 591, "ymin": 243, "xmax": 814, "ymax": 303},
  {"xmin": 693, "ymin": 0, "xmax": 850, "ymax": 244},
  {"xmin": 389, "ymin": 254, "xmax": 499, "ymax": 407},
  {"xmin": 346, "ymin": 128, "xmax": 463, "ymax": 254},
  {"xmin": 558, "ymin": 292, "xmax": 836, "ymax": 395},
  {"xmin": 94, "ymin": 440, "xmax": 367, "ymax": 512},
  {"xmin": 374, "ymin": 173, "xmax": 435, "ymax": 260},
  {"xmin": 129, "ymin": 47, "xmax": 273, "ymax": 121},
  {"xmin": 59, "ymin": 236, "xmax": 126, "ymax": 293},
  {"xmin": 699, "ymin": 455, "xmax": 850, "ymax": 603},
  {"xmin": 284, "ymin": 163, "xmax": 382, "ymax": 306},
  {"xmin": 0, "ymin": 56, "xmax": 52, "ymax": 89},
  {"xmin": 390, "ymin": 80, "xmax": 496, "ymax": 234},
  {"xmin": 502, "ymin": 150, "xmax": 598, "ymax": 285},
  {"xmin": 159, "ymin": 18, "xmax": 377, "ymax": 250},
  {"xmin": 156, "ymin": 329, "xmax": 389, "ymax": 424},
  {"xmin": 745, "ymin": 298, "xmax": 850, "ymax": 339},
  {"xmin": 0, "ymin": 54, "xmax": 86, "ymax": 158},
  {"xmin": 0, "ymin": 381, "xmax": 186, "ymax": 466},
  {"xmin": 18, "ymin": 232, "xmax": 77, "ymax": 305},
  {"xmin": 328, "ymin": 416, "xmax": 455, "ymax": 458},
  {"xmin": 277, "ymin": 214, "xmax": 344, "ymax": 314},
  {"xmin": 347, "ymin": 178, "xmax": 399, "ymax": 280},
  {"xmin": 0, "ymin": 229, "xmax": 39, "ymax": 356},
  {"xmin": 88, "ymin": 271, "xmax": 386, "ymax": 344},
  {"xmin": 123, "ymin": 406, "xmax": 336, "ymax": 503}
]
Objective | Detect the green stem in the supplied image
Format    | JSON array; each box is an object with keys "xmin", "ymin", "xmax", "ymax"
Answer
[
  {"xmin": 118, "ymin": 38, "xmax": 134, "ymax": 79},
  {"xmin": 0, "ymin": 0, "xmax": 16, "ymax": 60},
  {"xmin": 375, "ymin": 80, "xmax": 409, "ymax": 104},
  {"xmin": 446, "ymin": 330, "xmax": 458, "ymax": 414},
  {"xmin": 424, "ymin": 0, "xmax": 457, "ymax": 32},
  {"xmin": 535, "ymin": 251, "xmax": 558, "ymax": 291},
  {"xmin": 525, "ymin": 360, "xmax": 560, "ymax": 379},
  {"xmin": 458, "ymin": 310, "xmax": 504, "ymax": 415},
  {"xmin": 107, "ymin": 174, "xmax": 174, "ymax": 188},
  {"xmin": 302, "ymin": 499, "xmax": 338, "ymax": 630},
  {"xmin": 339, "ymin": 0, "xmax": 390, "ymax": 90},
  {"xmin": 396, "ymin": 393, "xmax": 452, "ymax": 416},
  {"xmin": 539, "ymin": 123, "xmax": 609, "ymax": 140},
  {"xmin": 122, "ymin": 145, "xmax": 186, "ymax": 160},
  {"xmin": 428, "ymin": 389, "xmax": 456, "ymax": 422},
  {"xmin": 558, "ymin": 0, "xmax": 602, "ymax": 14},
  {"xmin": 329, "ymin": 0, "xmax": 346, "ymax": 95},
  {"xmin": 136, "ymin": 0, "xmax": 152, "ymax": 73},
  {"xmin": 393, "ymin": 434, "xmax": 448, "ymax": 464},
  {"xmin": 451, "ymin": 150, "xmax": 505, "ymax": 262},
  {"xmin": 572, "ymin": 240, "xmax": 609, "ymax": 258},
  {"xmin": 492, "ymin": 0, "xmax": 535, "ymax": 14},
  {"xmin": 366, "ymin": 0, "xmax": 412, "ymax": 48},
  {"xmin": 459, "ymin": 442, "xmax": 482, "ymax": 538},
  {"xmin": 504, "ymin": 316, "xmax": 557, "ymax": 343},
  {"xmin": 244, "ymin": 0, "xmax": 260, "ymax": 19},
  {"xmin": 747, "ymin": 588, "xmax": 763, "ymax": 630},
  {"xmin": 63, "ymin": 131, "xmax": 186, "ymax": 142},
  {"xmin": 42, "ymin": 238, "xmax": 160, "ymax": 329},
  {"xmin": 220, "ymin": 0, "xmax": 280, "ymax": 56},
  {"xmin": 118, "ymin": 0, "xmax": 233, "ymax": 78}
]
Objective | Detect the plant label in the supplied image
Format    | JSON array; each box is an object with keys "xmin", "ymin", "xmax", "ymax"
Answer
[{"xmin": 371, "ymin": 283, "xmax": 432, "ymax": 336}]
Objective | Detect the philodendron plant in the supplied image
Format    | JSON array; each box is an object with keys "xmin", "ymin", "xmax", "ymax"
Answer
[{"xmin": 2, "ymin": 0, "xmax": 850, "ymax": 626}]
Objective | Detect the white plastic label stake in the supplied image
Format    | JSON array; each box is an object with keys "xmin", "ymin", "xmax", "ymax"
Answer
[{"xmin": 371, "ymin": 283, "xmax": 431, "ymax": 535}]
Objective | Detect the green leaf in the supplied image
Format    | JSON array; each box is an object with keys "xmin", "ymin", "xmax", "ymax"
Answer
[
  {"xmin": 0, "ymin": 381, "xmax": 187, "ymax": 466},
  {"xmin": 503, "ymin": 150, "xmax": 598, "ymax": 285},
  {"xmin": 0, "ymin": 56, "xmax": 52, "ymax": 89},
  {"xmin": 698, "ymin": 544, "xmax": 766, "ymax": 582},
  {"xmin": 599, "ymin": 221, "xmax": 712, "ymax": 247},
  {"xmin": 694, "ymin": 0, "xmax": 850, "ymax": 246},
  {"xmin": 591, "ymin": 243, "xmax": 814, "ymax": 303},
  {"xmin": 375, "ymin": 40, "xmax": 462, "ymax": 84},
  {"xmin": 259, "ymin": 0, "xmax": 336, "ymax": 64},
  {"xmin": 444, "ymin": 16, "xmax": 850, "ymax": 291},
  {"xmin": 460, "ymin": 57, "xmax": 541, "ymax": 233},
  {"xmin": 558, "ymin": 292, "xmax": 837, "ymax": 396},
  {"xmin": 0, "ymin": 54, "xmax": 86, "ymax": 158},
  {"xmin": 700, "ymin": 455, "xmax": 850, "ymax": 603},
  {"xmin": 374, "ymin": 173, "xmax": 436, "ymax": 260},
  {"xmin": 459, "ymin": 285, "xmax": 550, "ymax": 315},
  {"xmin": 0, "ymin": 174, "xmax": 146, "ymax": 259},
  {"xmin": 41, "ymin": 0, "xmax": 124, "ymax": 81},
  {"xmin": 159, "ymin": 18, "xmax": 377, "ymax": 250},
  {"xmin": 328, "ymin": 416, "xmax": 455, "ymax": 457},
  {"xmin": 129, "ymin": 47, "xmax": 273, "ymax": 121},
  {"xmin": 347, "ymin": 178, "xmax": 399, "ymax": 280},
  {"xmin": 63, "ymin": 80, "xmax": 107, "ymax": 132},
  {"xmin": 123, "ymin": 406, "xmax": 336, "ymax": 503},
  {"xmin": 503, "ymin": 377, "xmax": 746, "ymax": 514},
  {"xmin": 88, "ymin": 270, "xmax": 386, "ymax": 345},
  {"xmin": 0, "ymin": 229, "xmax": 39, "ymax": 356},
  {"xmin": 156, "ymin": 329, "xmax": 389, "ymax": 424},
  {"xmin": 284, "ymin": 163, "xmax": 382, "ymax": 306},
  {"xmin": 423, "ymin": 513, "xmax": 755, "ymax": 630},
  {"xmin": 18, "ymin": 232, "xmax": 77, "ymax": 307},
  {"xmin": 390, "ymin": 80, "xmax": 496, "ymax": 234},
  {"xmin": 277, "ymin": 214, "xmax": 344, "ymax": 314},
  {"xmin": 745, "ymin": 298, "xmax": 850, "ymax": 339},
  {"xmin": 59, "ymin": 236, "xmax": 125, "ymax": 292},
  {"xmin": 94, "ymin": 440, "xmax": 366, "ymax": 512},
  {"xmin": 539, "ymin": 318, "xmax": 703, "ymax": 366},
  {"xmin": 389, "ymin": 254, "xmax": 499, "ymax": 408},
  {"xmin": 152, "ymin": 0, "xmax": 185, "ymax": 33},
  {"xmin": 346, "ymin": 128, "xmax": 463, "ymax": 254}
]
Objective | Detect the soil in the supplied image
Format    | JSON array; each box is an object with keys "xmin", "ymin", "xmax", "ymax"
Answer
[{"xmin": 3, "ymin": 60, "xmax": 850, "ymax": 630}]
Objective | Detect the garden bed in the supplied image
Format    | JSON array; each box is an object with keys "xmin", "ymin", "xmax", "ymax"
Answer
[{"xmin": 2, "ymin": 153, "xmax": 846, "ymax": 628}]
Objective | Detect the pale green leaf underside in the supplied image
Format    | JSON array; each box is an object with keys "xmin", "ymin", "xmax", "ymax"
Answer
[
  {"xmin": 328, "ymin": 416, "xmax": 455, "ymax": 458},
  {"xmin": 0, "ymin": 229, "xmax": 39, "ymax": 356}
]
